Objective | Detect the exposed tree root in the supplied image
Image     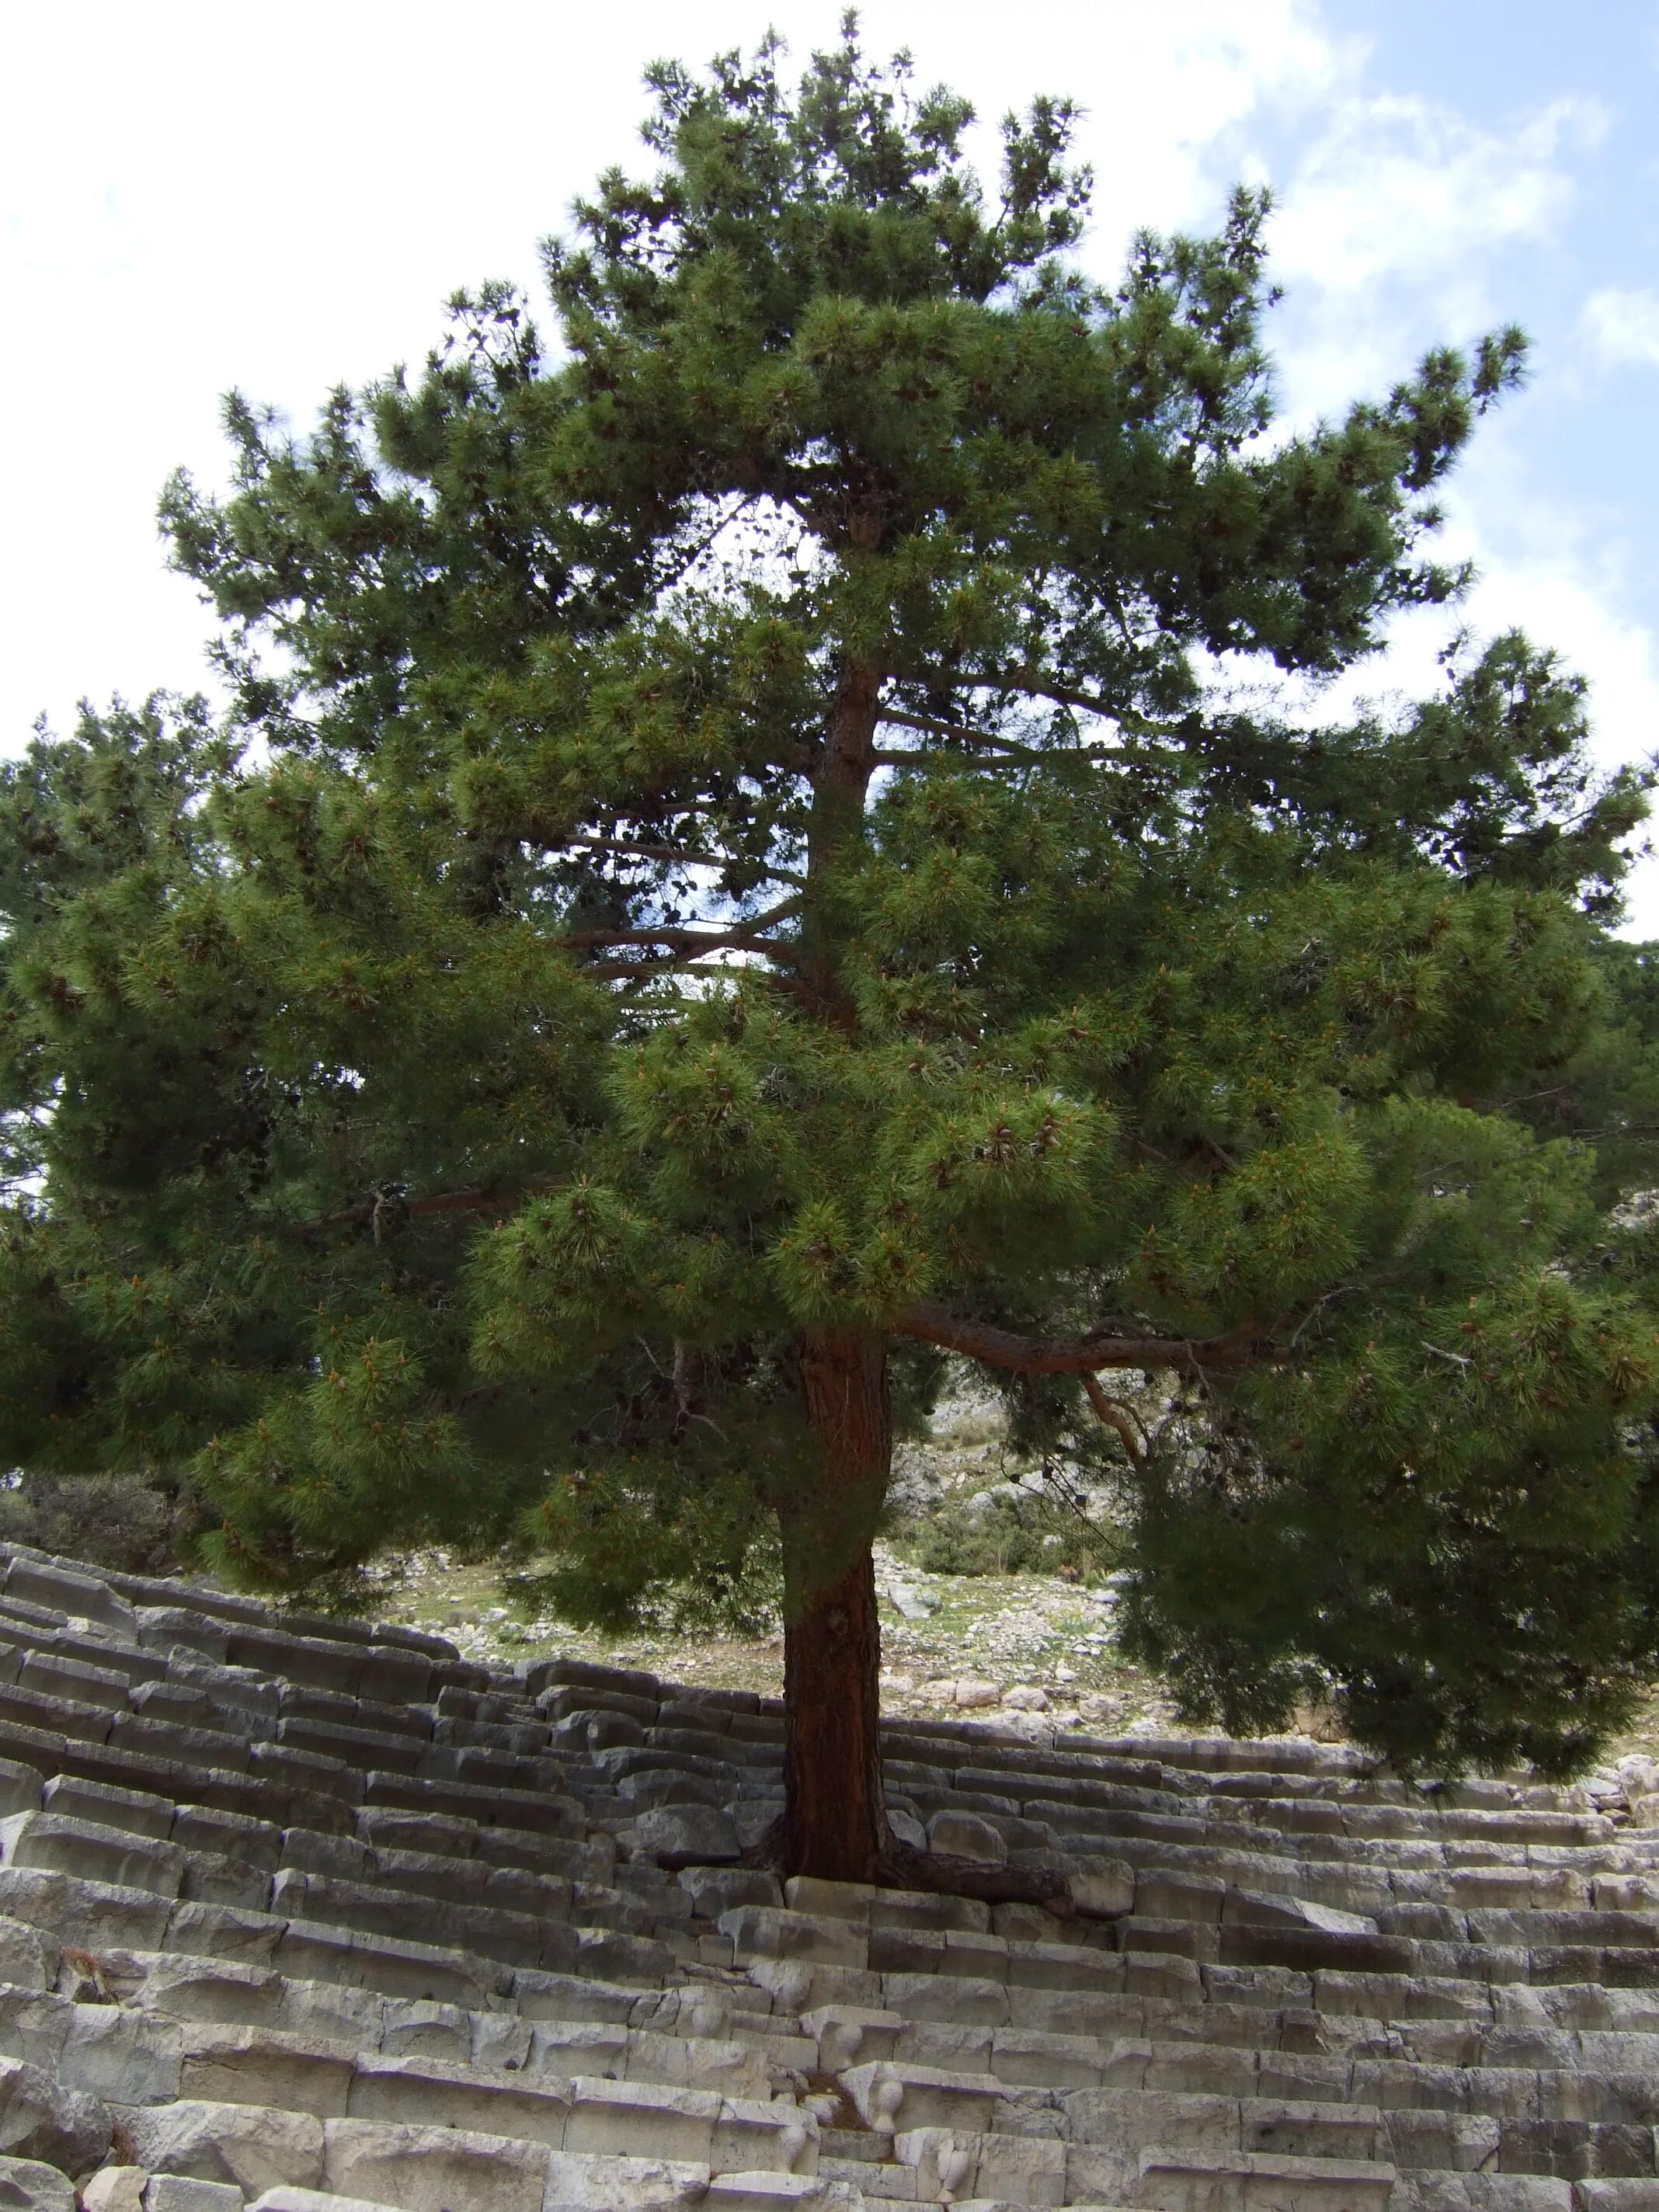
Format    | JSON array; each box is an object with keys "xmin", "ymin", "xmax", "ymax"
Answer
[{"xmin": 739, "ymin": 1814, "xmax": 1076, "ymax": 1914}]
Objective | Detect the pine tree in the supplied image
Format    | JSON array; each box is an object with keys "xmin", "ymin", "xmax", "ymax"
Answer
[{"xmin": 5, "ymin": 24, "xmax": 1659, "ymax": 1886}]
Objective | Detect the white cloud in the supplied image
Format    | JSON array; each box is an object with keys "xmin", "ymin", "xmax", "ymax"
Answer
[
  {"xmin": 0, "ymin": 0, "xmax": 1344, "ymax": 748},
  {"xmin": 1272, "ymin": 93, "xmax": 1599, "ymax": 295},
  {"xmin": 4, "ymin": 0, "xmax": 1653, "ymax": 945},
  {"xmin": 1579, "ymin": 287, "xmax": 1659, "ymax": 372},
  {"xmin": 1262, "ymin": 91, "xmax": 1603, "ymax": 420},
  {"xmin": 1461, "ymin": 558, "xmax": 1659, "ymax": 937}
]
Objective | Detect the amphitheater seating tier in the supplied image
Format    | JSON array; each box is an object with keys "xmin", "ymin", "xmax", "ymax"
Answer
[{"xmin": 0, "ymin": 1545, "xmax": 1657, "ymax": 2212}]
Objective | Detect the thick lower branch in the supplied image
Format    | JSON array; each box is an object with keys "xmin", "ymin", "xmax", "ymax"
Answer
[{"xmin": 892, "ymin": 1300, "xmax": 1275, "ymax": 1377}]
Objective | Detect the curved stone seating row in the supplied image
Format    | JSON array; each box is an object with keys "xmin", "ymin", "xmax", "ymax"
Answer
[{"xmin": 2, "ymin": 1542, "xmax": 1659, "ymax": 2210}]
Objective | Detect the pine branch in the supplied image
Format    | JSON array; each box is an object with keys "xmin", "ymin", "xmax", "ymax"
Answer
[
  {"xmin": 1081, "ymin": 1372, "xmax": 1146, "ymax": 1466},
  {"xmin": 885, "ymin": 721, "xmax": 1106, "ymax": 774},
  {"xmin": 560, "ymin": 923, "xmax": 777, "ymax": 952},
  {"xmin": 892, "ymin": 1301, "xmax": 1273, "ymax": 1377},
  {"xmin": 558, "ymin": 835, "xmax": 806, "ymax": 886},
  {"xmin": 560, "ymin": 894, "xmax": 802, "ymax": 957},
  {"xmin": 311, "ymin": 1184, "xmax": 541, "ymax": 1234},
  {"xmin": 942, "ymin": 673, "xmax": 1181, "ymax": 735},
  {"xmin": 652, "ymin": 491, "xmax": 757, "ymax": 593}
]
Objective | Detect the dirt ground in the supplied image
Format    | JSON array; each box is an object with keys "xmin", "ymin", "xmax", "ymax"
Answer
[
  {"xmin": 348, "ymin": 1373, "xmax": 1659, "ymax": 1776},
  {"xmin": 365, "ymin": 1540, "xmax": 1180, "ymax": 1737}
]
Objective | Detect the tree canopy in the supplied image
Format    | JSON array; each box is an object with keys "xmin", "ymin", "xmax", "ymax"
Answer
[{"xmin": 5, "ymin": 22, "xmax": 1659, "ymax": 1878}]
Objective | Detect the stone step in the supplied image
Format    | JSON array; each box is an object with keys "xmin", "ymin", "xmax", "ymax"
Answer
[
  {"xmin": 28, "ymin": 1998, "xmax": 796, "ymax": 2114},
  {"xmin": 109, "ymin": 2090, "xmax": 822, "ymax": 2208},
  {"xmin": 0, "ymin": 1861, "xmax": 680, "ymax": 2007},
  {"xmin": 1134, "ymin": 2144, "xmax": 1396, "ymax": 2212},
  {"xmin": 26, "ymin": 1932, "xmax": 800, "ymax": 2058}
]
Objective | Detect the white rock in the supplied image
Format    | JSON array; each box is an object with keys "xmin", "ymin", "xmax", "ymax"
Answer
[
  {"xmin": 0, "ymin": 2158, "xmax": 75, "ymax": 2212},
  {"xmin": 541, "ymin": 2153, "xmax": 711, "ymax": 2210},
  {"xmin": 1069, "ymin": 1862, "xmax": 1136, "ymax": 1918},
  {"xmin": 1001, "ymin": 1685, "xmax": 1049, "ymax": 1712},
  {"xmin": 121, "ymin": 2101, "xmax": 324, "ymax": 2199},
  {"xmin": 927, "ymin": 1811, "xmax": 1007, "ymax": 1865},
  {"xmin": 142, "ymin": 2182, "xmax": 245, "ymax": 2212},
  {"xmin": 249, "ymin": 2193, "xmax": 412, "ymax": 2212},
  {"xmin": 0, "ymin": 2054, "xmax": 110, "ymax": 2175},
  {"xmin": 950, "ymin": 1679, "xmax": 1000, "ymax": 1709},
  {"xmin": 623, "ymin": 1806, "xmax": 741, "ymax": 1868},
  {"xmin": 81, "ymin": 2171, "xmax": 148, "ymax": 2212}
]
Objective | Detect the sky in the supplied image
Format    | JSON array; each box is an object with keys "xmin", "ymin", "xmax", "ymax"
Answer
[{"xmin": 5, "ymin": 2, "xmax": 1659, "ymax": 920}]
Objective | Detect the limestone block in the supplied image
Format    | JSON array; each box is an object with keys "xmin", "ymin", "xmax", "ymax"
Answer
[
  {"xmin": 0, "ymin": 1812, "xmax": 184, "ymax": 1901},
  {"xmin": 881, "ymin": 1970, "xmax": 1008, "ymax": 2027},
  {"xmin": 1560, "ymin": 2187, "xmax": 1655, "ymax": 2212},
  {"xmin": 144, "ymin": 2182, "xmax": 248, "ymax": 2211},
  {"xmin": 177, "ymin": 1850, "xmax": 271, "ymax": 1915},
  {"xmin": 840, "ymin": 2061, "xmax": 1000, "ymax": 2137},
  {"xmin": 133, "ymin": 1611, "xmax": 228, "ymax": 1665},
  {"xmin": 325, "ymin": 2118, "xmax": 553, "ymax": 2212},
  {"xmin": 637, "ymin": 2029, "xmax": 774, "ymax": 2102},
  {"xmin": 350, "ymin": 2053, "xmax": 574, "ymax": 2145},
  {"xmin": 512, "ymin": 1968, "xmax": 638, "ymax": 2026},
  {"xmin": 868, "ymin": 1927, "xmax": 1009, "ymax": 1983},
  {"xmin": 527, "ymin": 1657, "xmax": 661, "ymax": 1702},
  {"xmin": 1404, "ymin": 2181, "xmax": 1571, "ymax": 2212},
  {"xmin": 1068, "ymin": 1863, "xmax": 1135, "ymax": 1921},
  {"xmin": 0, "ymin": 1684, "xmax": 109, "ymax": 1744},
  {"xmin": 624, "ymin": 1807, "xmax": 742, "ymax": 1870},
  {"xmin": 0, "ymin": 1768, "xmax": 41, "ymax": 1824},
  {"xmin": 988, "ymin": 2026, "xmax": 1103, "ymax": 2091},
  {"xmin": 82, "ymin": 2169, "xmax": 148, "ymax": 2212},
  {"xmin": 0, "ymin": 2157, "xmax": 76, "ymax": 2212},
  {"xmin": 706, "ymin": 2177, "xmax": 861, "ymax": 2211},
  {"xmin": 527, "ymin": 2020, "xmax": 629, "ymax": 2076},
  {"xmin": 120, "ymin": 2101, "xmax": 325, "ymax": 2198},
  {"xmin": 0, "ymin": 2052, "xmax": 110, "ymax": 2172},
  {"xmin": 4, "ymin": 1558, "xmax": 136, "ymax": 1636},
  {"xmin": 541, "ymin": 2151, "xmax": 713, "ymax": 2210},
  {"xmin": 1225, "ymin": 1887, "xmax": 1378, "ymax": 1936},
  {"xmin": 969, "ymin": 2130, "xmax": 1069, "ymax": 2207},
  {"xmin": 177, "ymin": 2026, "xmax": 354, "ymax": 2118},
  {"xmin": 719, "ymin": 1908, "xmax": 869, "ymax": 1970},
  {"xmin": 377, "ymin": 1998, "xmax": 471, "ymax": 2063},
  {"xmin": 1243, "ymin": 2099, "xmax": 1379, "ymax": 2163},
  {"xmin": 925, "ymin": 1814, "xmax": 1006, "ymax": 1866},
  {"xmin": 164, "ymin": 1898, "xmax": 285, "ymax": 1967},
  {"xmin": 564, "ymin": 2077, "xmax": 722, "ymax": 2163},
  {"xmin": 948, "ymin": 1682, "xmax": 1002, "ymax": 1710},
  {"xmin": 802, "ymin": 2005, "xmax": 904, "ymax": 2073},
  {"xmin": 1381, "ymin": 2109, "xmax": 1500, "ymax": 2173},
  {"xmin": 248, "ymin": 2193, "xmax": 405, "ymax": 2212},
  {"xmin": 710, "ymin": 2095, "xmax": 816, "ymax": 2175},
  {"xmin": 1136, "ymin": 2148, "xmax": 1396, "ymax": 2212},
  {"xmin": 870, "ymin": 1890, "xmax": 992, "ymax": 1939},
  {"xmin": 279, "ymin": 1829, "xmax": 374, "ymax": 1882},
  {"xmin": 0, "ymin": 1922, "xmax": 54, "ymax": 1995},
  {"xmin": 40, "ymin": 1776, "xmax": 172, "ymax": 1841},
  {"xmin": 128, "ymin": 1682, "xmax": 217, "ymax": 1729},
  {"xmin": 1061, "ymin": 2089, "xmax": 1240, "ymax": 2193},
  {"xmin": 57, "ymin": 2006, "xmax": 182, "ymax": 2104},
  {"xmin": 680, "ymin": 1866, "xmax": 782, "ymax": 1919}
]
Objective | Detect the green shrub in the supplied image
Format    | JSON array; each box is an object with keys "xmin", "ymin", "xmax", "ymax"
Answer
[
  {"xmin": 0, "ymin": 1473, "xmax": 200, "ymax": 1577},
  {"xmin": 889, "ymin": 1487, "xmax": 1124, "ymax": 1579}
]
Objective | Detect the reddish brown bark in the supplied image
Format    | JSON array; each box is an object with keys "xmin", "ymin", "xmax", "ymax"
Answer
[{"xmin": 778, "ymin": 1326, "xmax": 892, "ymax": 1882}]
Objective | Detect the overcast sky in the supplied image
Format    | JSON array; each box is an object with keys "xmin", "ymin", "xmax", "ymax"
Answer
[{"xmin": 5, "ymin": 3, "xmax": 1659, "ymax": 922}]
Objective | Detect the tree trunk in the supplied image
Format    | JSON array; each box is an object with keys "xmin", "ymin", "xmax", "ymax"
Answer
[{"xmin": 777, "ymin": 1326, "xmax": 892, "ymax": 1881}]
